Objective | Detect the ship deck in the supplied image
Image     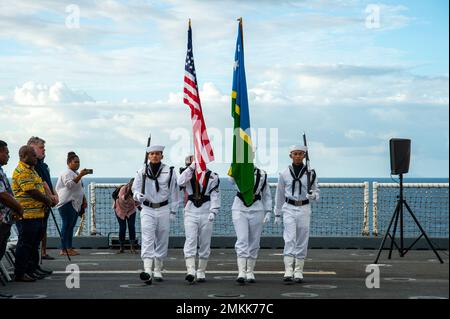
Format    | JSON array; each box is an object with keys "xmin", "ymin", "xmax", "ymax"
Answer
[{"xmin": 1, "ymin": 248, "xmax": 448, "ymax": 300}]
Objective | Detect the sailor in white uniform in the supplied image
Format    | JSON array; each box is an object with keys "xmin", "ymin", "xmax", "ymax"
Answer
[
  {"xmin": 231, "ymin": 167, "xmax": 272, "ymax": 284},
  {"xmin": 177, "ymin": 157, "xmax": 220, "ymax": 283},
  {"xmin": 132, "ymin": 145, "xmax": 179, "ymax": 284},
  {"xmin": 274, "ymin": 145, "xmax": 319, "ymax": 283}
]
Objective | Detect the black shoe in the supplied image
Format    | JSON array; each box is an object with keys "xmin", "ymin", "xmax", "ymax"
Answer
[
  {"xmin": 236, "ymin": 277, "xmax": 246, "ymax": 285},
  {"xmin": 139, "ymin": 272, "xmax": 152, "ymax": 285},
  {"xmin": 283, "ymin": 276, "xmax": 294, "ymax": 284},
  {"xmin": 36, "ymin": 266, "xmax": 53, "ymax": 275},
  {"xmin": 140, "ymin": 271, "xmax": 150, "ymax": 281},
  {"xmin": 14, "ymin": 274, "xmax": 36, "ymax": 282},
  {"xmin": 295, "ymin": 277, "xmax": 303, "ymax": 283},
  {"xmin": 0, "ymin": 293, "xmax": 13, "ymax": 298},
  {"xmin": 41, "ymin": 254, "xmax": 55, "ymax": 260},
  {"xmin": 34, "ymin": 269, "xmax": 47, "ymax": 276},
  {"xmin": 27, "ymin": 272, "xmax": 46, "ymax": 280},
  {"xmin": 185, "ymin": 274, "xmax": 195, "ymax": 283}
]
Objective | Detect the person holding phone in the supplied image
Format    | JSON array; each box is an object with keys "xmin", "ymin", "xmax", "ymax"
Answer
[{"xmin": 55, "ymin": 152, "xmax": 89, "ymax": 256}]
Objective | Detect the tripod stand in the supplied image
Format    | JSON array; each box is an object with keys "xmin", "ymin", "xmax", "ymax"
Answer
[
  {"xmin": 374, "ymin": 174, "xmax": 443, "ymax": 264},
  {"xmin": 47, "ymin": 206, "xmax": 71, "ymax": 262}
]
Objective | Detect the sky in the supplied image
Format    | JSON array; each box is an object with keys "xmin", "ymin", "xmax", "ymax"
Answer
[{"xmin": 0, "ymin": 0, "xmax": 448, "ymax": 178}]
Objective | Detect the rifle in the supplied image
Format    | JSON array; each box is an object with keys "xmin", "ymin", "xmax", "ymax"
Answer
[
  {"xmin": 302, "ymin": 132, "xmax": 312, "ymax": 194},
  {"xmin": 141, "ymin": 134, "xmax": 152, "ymax": 194}
]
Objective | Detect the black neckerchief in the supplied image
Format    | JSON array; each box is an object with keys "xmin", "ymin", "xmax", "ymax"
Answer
[
  {"xmin": 190, "ymin": 169, "xmax": 212, "ymax": 199},
  {"xmin": 146, "ymin": 162, "xmax": 163, "ymax": 192},
  {"xmin": 289, "ymin": 163, "xmax": 306, "ymax": 196},
  {"xmin": 292, "ymin": 163, "xmax": 303, "ymax": 176},
  {"xmin": 254, "ymin": 167, "xmax": 261, "ymax": 194}
]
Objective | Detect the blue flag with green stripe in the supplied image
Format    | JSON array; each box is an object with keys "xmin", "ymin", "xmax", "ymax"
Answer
[{"xmin": 228, "ymin": 19, "xmax": 254, "ymax": 206}]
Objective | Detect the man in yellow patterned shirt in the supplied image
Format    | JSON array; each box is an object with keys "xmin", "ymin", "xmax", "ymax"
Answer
[{"xmin": 12, "ymin": 146, "xmax": 54, "ymax": 282}]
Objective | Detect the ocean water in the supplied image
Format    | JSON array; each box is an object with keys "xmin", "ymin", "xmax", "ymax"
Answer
[
  {"xmin": 36, "ymin": 176, "xmax": 449, "ymax": 240},
  {"xmin": 79, "ymin": 176, "xmax": 450, "ymax": 185}
]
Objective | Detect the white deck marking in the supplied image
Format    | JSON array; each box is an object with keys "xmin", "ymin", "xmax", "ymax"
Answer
[{"xmin": 53, "ymin": 270, "xmax": 336, "ymax": 275}]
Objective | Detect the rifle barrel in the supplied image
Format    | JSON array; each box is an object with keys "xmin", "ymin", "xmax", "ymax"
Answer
[
  {"xmin": 141, "ymin": 134, "xmax": 152, "ymax": 194},
  {"xmin": 302, "ymin": 133, "xmax": 312, "ymax": 194}
]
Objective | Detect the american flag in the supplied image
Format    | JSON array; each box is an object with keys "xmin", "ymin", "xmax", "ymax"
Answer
[{"xmin": 183, "ymin": 21, "xmax": 214, "ymax": 187}]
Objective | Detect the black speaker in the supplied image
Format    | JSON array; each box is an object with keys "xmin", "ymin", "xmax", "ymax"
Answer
[{"xmin": 390, "ymin": 138, "xmax": 411, "ymax": 175}]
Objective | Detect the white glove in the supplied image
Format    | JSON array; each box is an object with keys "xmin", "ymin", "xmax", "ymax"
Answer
[
  {"xmin": 208, "ymin": 212, "xmax": 215, "ymax": 222},
  {"xmin": 306, "ymin": 193, "xmax": 316, "ymax": 201},
  {"xmin": 274, "ymin": 215, "xmax": 282, "ymax": 226},
  {"xmin": 263, "ymin": 212, "xmax": 271, "ymax": 224},
  {"xmin": 135, "ymin": 193, "xmax": 145, "ymax": 204},
  {"xmin": 170, "ymin": 213, "xmax": 176, "ymax": 222}
]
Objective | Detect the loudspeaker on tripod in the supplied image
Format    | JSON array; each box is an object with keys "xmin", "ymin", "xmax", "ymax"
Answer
[{"xmin": 390, "ymin": 138, "xmax": 411, "ymax": 175}]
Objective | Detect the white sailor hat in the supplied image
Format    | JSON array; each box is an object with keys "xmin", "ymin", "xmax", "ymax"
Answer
[
  {"xmin": 289, "ymin": 145, "xmax": 307, "ymax": 153},
  {"xmin": 147, "ymin": 145, "xmax": 165, "ymax": 153}
]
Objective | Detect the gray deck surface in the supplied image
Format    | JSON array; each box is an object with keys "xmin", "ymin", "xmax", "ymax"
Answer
[{"xmin": 1, "ymin": 248, "xmax": 448, "ymax": 300}]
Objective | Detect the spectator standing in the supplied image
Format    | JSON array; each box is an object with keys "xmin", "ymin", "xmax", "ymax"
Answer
[
  {"xmin": 27, "ymin": 136, "xmax": 58, "ymax": 260},
  {"xmin": 12, "ymin": 146, "xmax": 54, "ymax": 282},
  {"xmin": 0, "ymin": 141, "xmax": 23, "ymax": 296},
  {"xmin": 113, "ymin": 178, "xmax": 139, "ymax": 254},
  {"xmin": 55, "ymin": 152, "xmax": 88, "ymax": 256}
]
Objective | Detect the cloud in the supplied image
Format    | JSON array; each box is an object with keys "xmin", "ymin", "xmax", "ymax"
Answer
[
  {"xmin": 269, "ymin": 64, "xmax": 450, "ymax": 107},
  {"xmin": 0, "ymin": 1, "xmax": 447, "ymax": 177},
  {"xmin": 295, "ymin": 64, "xmax": 406, "ymax": 78},
  {"xmin": 369, "ymin": 108, "xmax": 406, "ymax": 122},
  {"xmin": 1, "ymin": 76, "xmax": 448, "ymax": 178},
  {"xmin": 0, "ymin": 0, "xmax": 173, "ymax": 49},
  {"xmin": 13, "ymin": 81, "xmax": 94, "ymax": 106},
  {"xmin": 375, "ymin": 4, "xmax": 413, "ymax": 31},
  {"xmin": 0, "ymin": 15, "xmax": 106, "ymax": 50},
  {"xmin": 345, "ymin": 129, "xmax": 367, "ymax": 140},
  {"xmin": 198, "ymin": 82, "xmax": 228, "ymax": 103},
  {"xmin": 0, "ymin": 1, "xmax": 421, "ymax": 104}
]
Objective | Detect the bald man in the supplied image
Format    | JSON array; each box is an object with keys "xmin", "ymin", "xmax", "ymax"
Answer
[{"xmin": 12, "ymin": 146, "xmax": 54, "ymax": 282}]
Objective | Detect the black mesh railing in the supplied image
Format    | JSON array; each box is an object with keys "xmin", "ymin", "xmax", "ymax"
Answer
[
  {"xmin": 373, "ymin": 183, "xmax": 449, "ymax": 238},
  {"xmin": 84, "ymin": 182, "xmax": 369, "ymax": 238}
]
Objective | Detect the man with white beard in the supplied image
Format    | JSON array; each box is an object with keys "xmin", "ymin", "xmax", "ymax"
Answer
[
  {"xmin": 275, "ymin": 145, "xmax": 319, "ymax": 283},
  {"xmin": 177, "ymin": 155, "xmax": 220, "ymax": 284},
  {"xmin": 231, "ymin": 167, "xmax": 272, "ymax": 284},
  {"xmin": 132, "ymin": 145, "xmax": 179, "ymax": 285}
]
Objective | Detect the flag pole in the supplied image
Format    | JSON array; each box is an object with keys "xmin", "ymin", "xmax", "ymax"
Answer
[
  {"xmin": 187, "ymin": 17, "xmax": 200, "ymax": 194},
  {"xmin": 237, "ymin": 17, "xmax": 243, "ymax": 44}
]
